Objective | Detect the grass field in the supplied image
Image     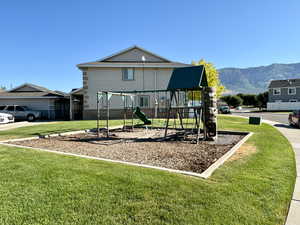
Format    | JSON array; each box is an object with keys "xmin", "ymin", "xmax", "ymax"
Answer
[
  {"xmin": 0, "ymin": 118, "xmax": 197, "ymax": 141},
  {"xmin": 0, "ymin": 116, "xmax": 296, "ymax": 224}
]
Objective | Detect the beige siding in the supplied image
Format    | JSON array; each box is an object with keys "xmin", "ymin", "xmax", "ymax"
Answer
[
  {"xmin": 105, "ymin": 48, "xmax": 166, "ymax": 62},
  {"xmin": 85, "ymin": 67, "xmax": 173, "ymax": 110},
  {"xmin": 13, "ymin": 86, "xmax": 39, "ymax": 92}
]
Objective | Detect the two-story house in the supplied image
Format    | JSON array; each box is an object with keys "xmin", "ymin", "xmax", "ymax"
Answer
[
  {"xmin": 267, "ymin": 79, "xmax": 300, "ymax": 110},
  {"xmin": 76, "ymin": 46, "xmax": 190, "ymax": 119}
]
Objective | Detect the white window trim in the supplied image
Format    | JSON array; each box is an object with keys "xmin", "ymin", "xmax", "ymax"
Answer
[
  {"xmin": 288, "ymin": 87, "xmax": 296, "ymax": 95},
  {"xmin": 122, "ymin": 68, "xmax": 135, "ymax": 81},
  {"xmin": 273, "ymin": 88, "xmax": 281, "ymax": 95},
  {"xmin": 289, "ymin": 99, "xmax": 298, "ymax": 102}
]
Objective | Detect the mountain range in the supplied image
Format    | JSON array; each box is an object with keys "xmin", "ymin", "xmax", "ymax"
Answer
[{"xmin": 218, "ymin": 62, "xmax": 300, "ymax": 94}]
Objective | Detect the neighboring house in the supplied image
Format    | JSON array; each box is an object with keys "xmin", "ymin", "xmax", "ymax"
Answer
[
  {"xmin": 77, "ymin": 45, "xmax": 190, "ymax": 119},
  {"xmin": 0, "ymin": 83, "xmax": 70, "ymax": 120},
  {"xmin": 267, "ymin": 79, "xmax": 300, "ymax": 110}
]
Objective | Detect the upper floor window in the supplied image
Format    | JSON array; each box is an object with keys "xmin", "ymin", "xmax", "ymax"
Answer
[
  {"xmin": 273, "ymin": 88, "xmax": 281, "ymax": 95},
  {"xmin": 122, "ymin": 68, "xmax": 134, "ymax": 81},
  {"xmin": 288, "ymin": 87, "xmax": 296, "ymax": 95}
]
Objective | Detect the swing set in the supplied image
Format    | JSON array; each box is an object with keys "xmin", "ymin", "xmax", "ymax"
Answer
[{"xmin": 96, "ymin": 65, "xmax": 217, "ymax": 143}]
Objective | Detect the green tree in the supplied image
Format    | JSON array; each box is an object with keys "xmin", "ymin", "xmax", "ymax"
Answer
[
  {"xmin": 256, "ymin": 91, "xmax": 269, "ymax": 109},
  {"xmin": 237, "ymin": 93, "xmax": 257, "ymax": 106},
  {"xmin": 192, "ymin": 59, "xmax": 225, "ymax": 98},
  {"xmin": 221, "ymin": 95, "xmax": 243, "ymax": 108}
]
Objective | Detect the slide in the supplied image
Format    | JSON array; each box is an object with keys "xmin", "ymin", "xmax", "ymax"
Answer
[{"xmin": 134, "ymin": 107, "xmax": 152, "ymax": 125}]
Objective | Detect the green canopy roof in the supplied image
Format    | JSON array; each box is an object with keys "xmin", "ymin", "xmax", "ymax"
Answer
[{"xmin": 167, "ymin": 65, "xmax": 208, "ymax": 90}]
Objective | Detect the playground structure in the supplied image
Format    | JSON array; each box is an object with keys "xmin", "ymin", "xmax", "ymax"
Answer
[{"xmin": 96, "ymin": 66, "xmax": 218, "ymax": 143}]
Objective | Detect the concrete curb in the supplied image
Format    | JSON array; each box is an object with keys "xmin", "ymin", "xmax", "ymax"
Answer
[
  {"xmin": 0, "ymin": 128, "xmax": 252, "ymax": 179},
  {"xmin": 200, "ymin": 132, "xmax": 253, "ymax": 178}
]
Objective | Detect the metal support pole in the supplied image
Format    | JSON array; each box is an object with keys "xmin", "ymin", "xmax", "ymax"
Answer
[
  {"xmin": 164, "ymin": 91, "xmax": 174, "ymax": 138},
  {"xmin": 174, "ymin": 91, "xmax": 184, "ymax": 129},
  {"xmin": 97, "ymin": 92, "xmax": 100, "ymax": 137},
  {"xmin": 106, "ymin": 92, "xmax": 109, "ymax": 138},
  {"xmin": 196, "ymin": 108, "xmax": 202, "ymax": 144},
  {"xmin": 131, "ymin": 95, "xmax": 134, "ymax": 130},
  {"xmin": 123, "ymin": 93, "xmax": 126, "ymax": 130},
  {"xmin": 202, "ymin": 89, "xmax": 207, "ymax": 140}
]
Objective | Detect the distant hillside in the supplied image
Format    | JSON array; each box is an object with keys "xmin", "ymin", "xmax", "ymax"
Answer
[{"xmin": 218, "ymin": 62, "xmax": 300, "ymax": 94}]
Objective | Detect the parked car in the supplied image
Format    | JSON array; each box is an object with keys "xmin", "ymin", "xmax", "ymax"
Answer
[
  {"xmin": 0, "ymin": 105, "xmax": 40, "ymax": 121},
  {"xmin": 0, "ymin": 112, "xmax": 14, "ymax": 124},
  {"xmin": 218, "ymin": 106, "xmax": 231, "ymax": 114},
  {"xmin": 289, "ymin": 110, "xmax": 300, "ymax": 128}
]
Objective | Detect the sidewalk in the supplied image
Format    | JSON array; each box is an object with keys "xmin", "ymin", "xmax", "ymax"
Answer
[{"xmin": 262, "ymin": 120, "xmax": 300, "ymax": 225}]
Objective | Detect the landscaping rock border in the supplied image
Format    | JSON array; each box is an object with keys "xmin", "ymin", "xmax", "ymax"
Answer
[{"xmin": 0, "ymin": 128, "xmax": 252, "ymax": 179}]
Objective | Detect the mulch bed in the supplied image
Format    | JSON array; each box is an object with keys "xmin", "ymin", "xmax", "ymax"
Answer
[{"xmin": 12, "ymin": 129, "xmax": 245, "ymax": 173}]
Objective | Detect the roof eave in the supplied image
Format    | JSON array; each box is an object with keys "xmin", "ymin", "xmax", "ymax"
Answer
[
  {"xmin": 0, "ymin": 96, "xmax": 69, "ymax": 99},
  {"xmin": 77, "ymin": 63, "xmax": 191, "ymax": 69}
]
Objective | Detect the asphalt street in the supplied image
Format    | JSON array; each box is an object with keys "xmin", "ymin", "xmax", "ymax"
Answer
[{"xmin": 232, "ymin": 112, "xmax": 289, "ymax": 124}]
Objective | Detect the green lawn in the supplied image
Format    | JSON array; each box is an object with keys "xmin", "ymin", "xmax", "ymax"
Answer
[
  {"xmin": 0, "ymin": 120, "xmax": 120, "ymax": 141},
  {"xmin": 0, "ymin": 118, "xmax": 198, "ymax": 141},
  {"xmin": 0, "ymin": 116, "xmax": 296, "ymax": 225}
]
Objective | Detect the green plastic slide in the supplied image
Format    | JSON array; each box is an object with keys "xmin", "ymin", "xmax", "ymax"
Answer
[{"xmin": 134, "ymin": 107, "xmax": 152, "ymax": 125}]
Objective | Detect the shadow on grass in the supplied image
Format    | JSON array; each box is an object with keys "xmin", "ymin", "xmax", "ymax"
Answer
[{"xmin": 274, "ymin": 124, "xmax": 298, "ymax": 129}]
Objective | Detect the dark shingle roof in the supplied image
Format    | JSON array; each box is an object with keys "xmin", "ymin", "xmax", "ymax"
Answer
[
  {"xmin": 167, "ymin": 66, "xmax": 208, "ymax": 90},
  {"xmin": 0, "ymin": 83, "xmax": 68, "ymax": 98},
  {"xmin": 268, "ymin": 79, "xmax": 300, "ymax": 88},
  {"xmin": 0, "ymin": 92, "xmax": 55, "ymax": 97}
]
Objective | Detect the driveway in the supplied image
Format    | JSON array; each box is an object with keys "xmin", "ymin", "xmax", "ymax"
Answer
[
  {"xmin": 232, "ymin": 111, "xmax": 289, "ymax": 124},
  {"xmin": 0, "ymin": 121, "xmax": 54, "ymax": 131}
]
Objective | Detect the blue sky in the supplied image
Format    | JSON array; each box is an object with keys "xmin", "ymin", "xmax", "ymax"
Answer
[{"xmin": 0, "ymin": 0, "xmax": 299, "ymax": 91}]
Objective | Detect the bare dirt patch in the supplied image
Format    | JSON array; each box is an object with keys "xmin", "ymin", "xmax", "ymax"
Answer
[
  {"xmin": 228, "ymin": 143, "xmax": 257, "ymax": 161},
  {"xmin": 12, "ymin": 129, "xmax": 245, "ymax": 173}
]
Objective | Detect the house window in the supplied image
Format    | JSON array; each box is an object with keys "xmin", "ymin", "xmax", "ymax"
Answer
[
  {"xmin": 289, "ymin": 99, "xmax": 298, "ymax": 102},
  {"xmin": 288, "ymin": 87, "xmax": 296, "ymax": 95},
  {"xmin": 275, "ymin": 100, "xmax": 282, "ymax": 103},
  {"xmin": 122, "ymin": 68, "xmax": 134, "ymax": 81},
  {"xmin": 273, "ymin": 88, "xmax": 281, "ymax": 95},
  {"xmin": 139, "ymin": 96, "xmax": 150, "ymax": 108}
]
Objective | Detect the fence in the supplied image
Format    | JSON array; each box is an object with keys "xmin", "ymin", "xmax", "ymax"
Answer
[{"xmin": 267, "ymin": 102, "xmax": 300, "ymax": 111}]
